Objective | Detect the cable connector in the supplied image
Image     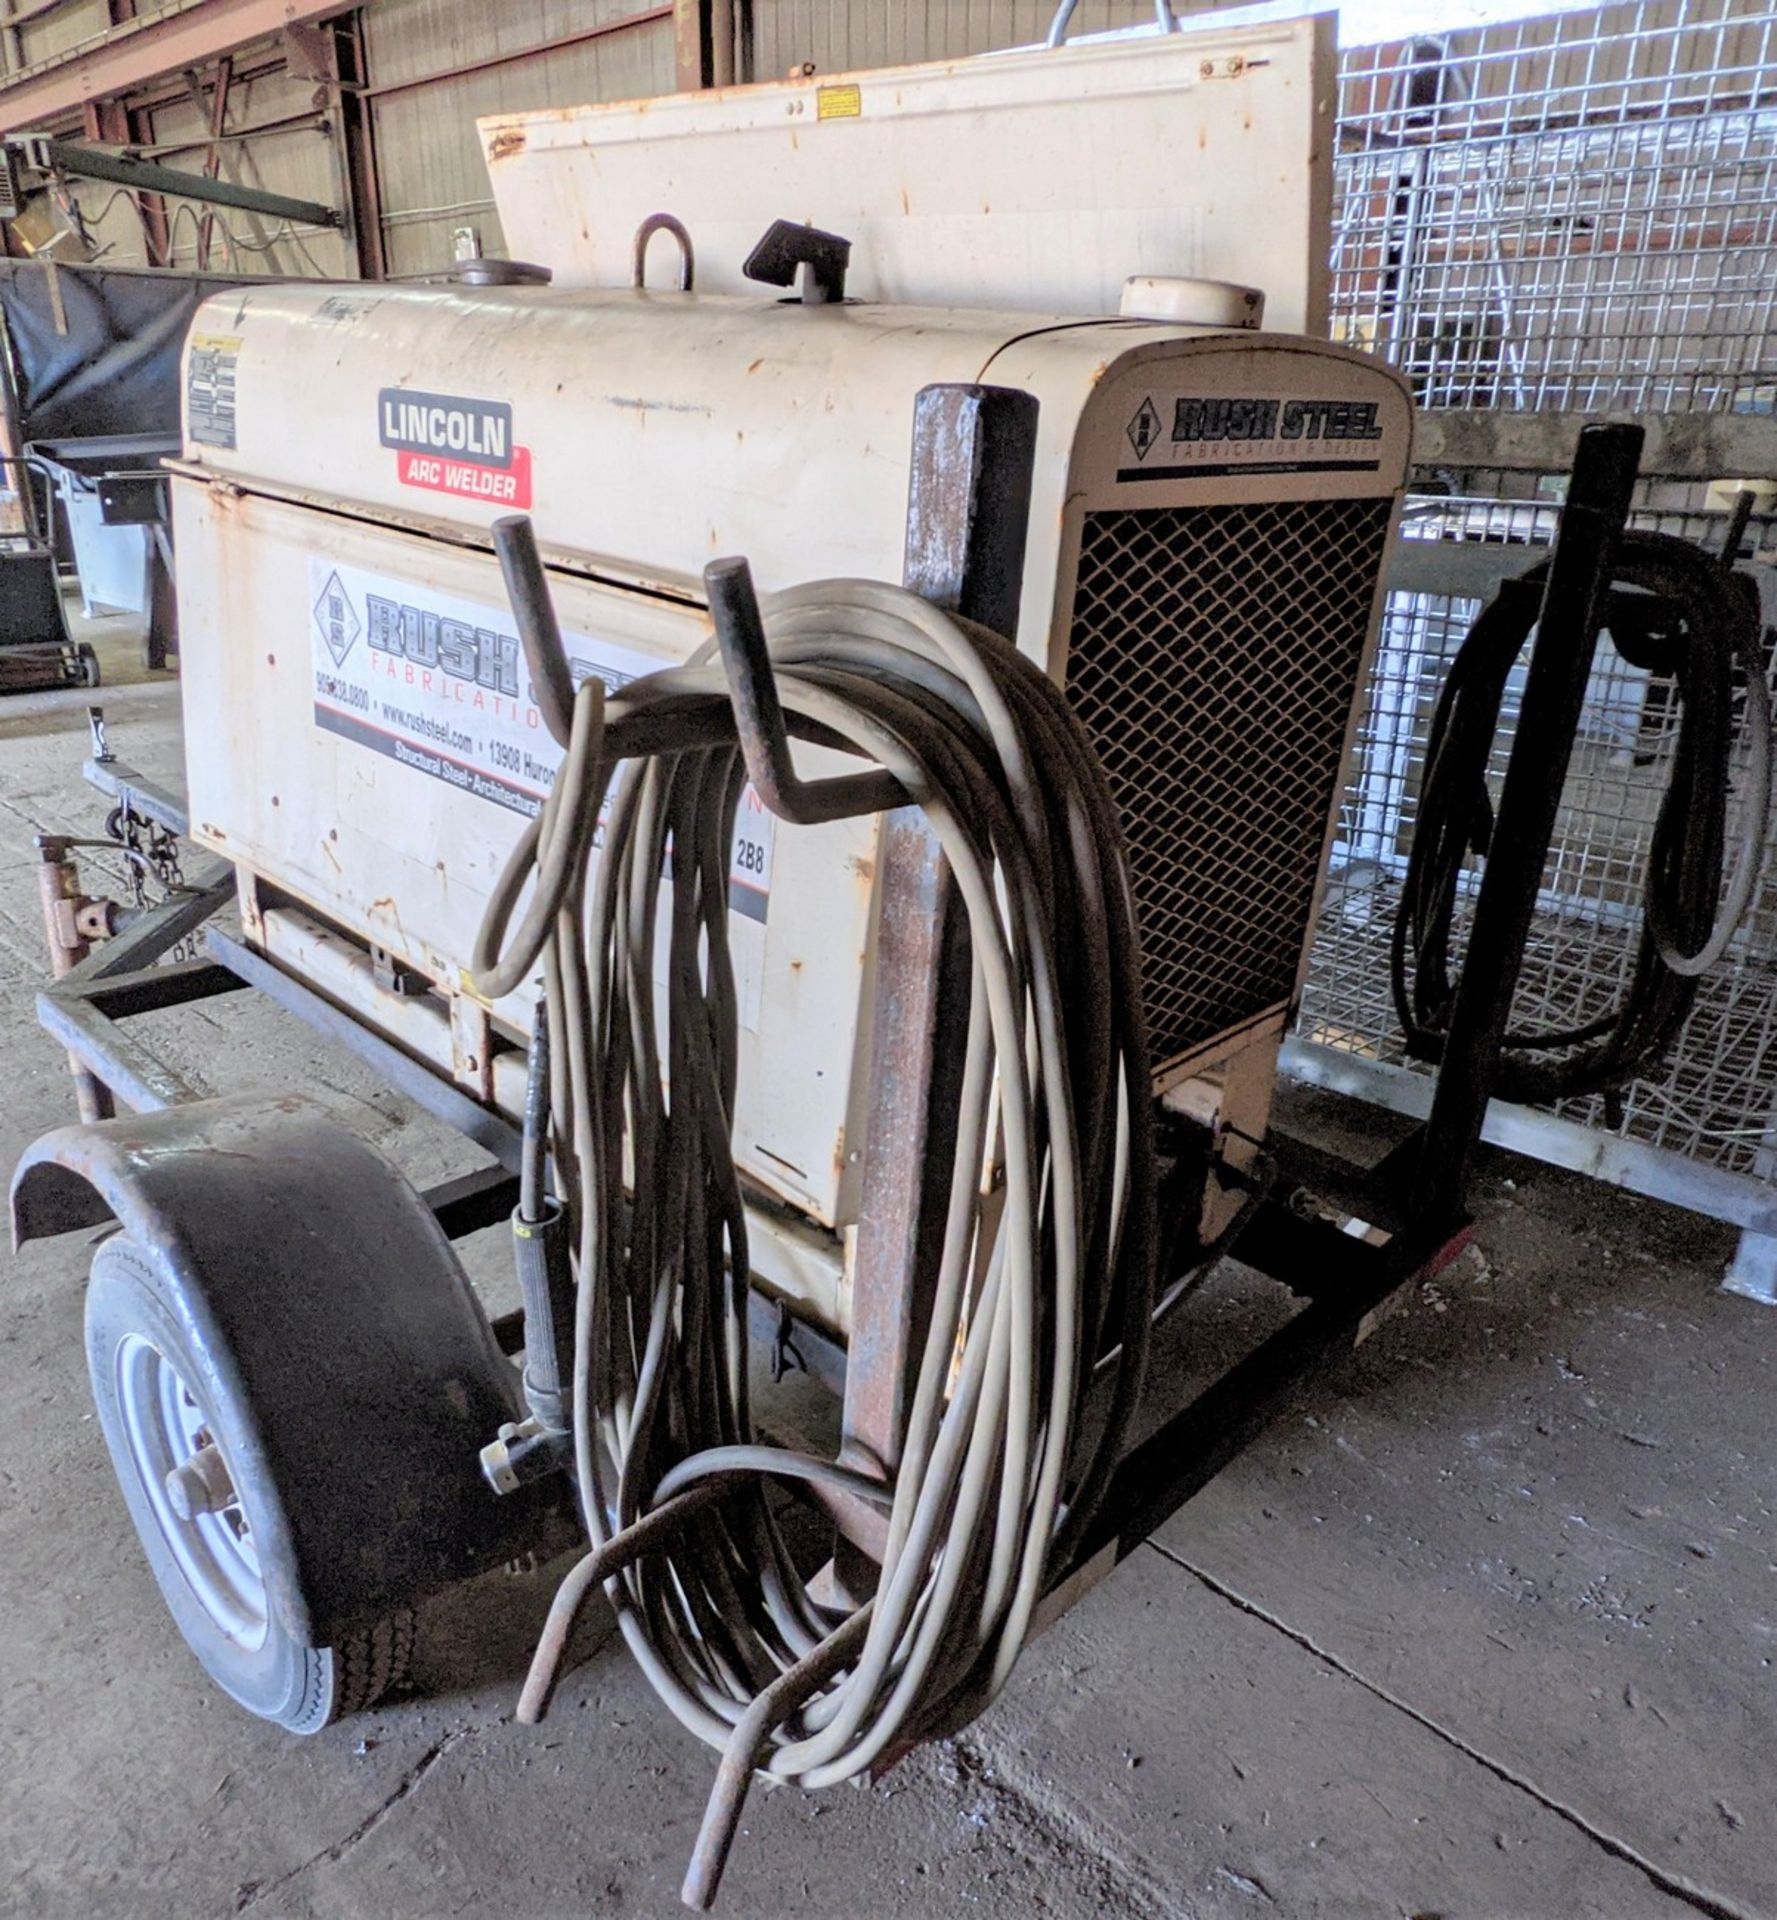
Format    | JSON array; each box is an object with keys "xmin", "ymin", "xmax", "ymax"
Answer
[{"xmin": 481, "ymin": 1417, "xmax": 571, "ymax": 1496}]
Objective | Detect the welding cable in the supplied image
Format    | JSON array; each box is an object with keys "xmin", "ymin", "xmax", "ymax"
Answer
[
  {"xmin": 1393, "ymin": 530, "xmax": 1770, "ymax": 1103},
  {"xmin": 471, "ymin": 574, "xmax": 1155, "ymax": 1906}
]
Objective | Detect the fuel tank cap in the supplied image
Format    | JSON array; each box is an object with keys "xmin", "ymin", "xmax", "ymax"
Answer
[
  {"xmin": 1120, "ymin": 276, "xmax": 1264, "ymax": 329},
  {"xmin": 452, "ymin": 258, "xmax": 553, "ymax": 288}
]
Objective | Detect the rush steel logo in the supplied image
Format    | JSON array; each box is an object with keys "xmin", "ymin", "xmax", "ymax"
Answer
[
  {"xmin": 1170, "ymin": 397, "xmax": 1384, "ymax": 444},
  {"xmin": 378, "ymin": 387, "xmax": 533, "ymax": 509},
  {"xmin": 366, "ymin": 591, "xmax": 520, "ymax": 697},
  {"xmin": 1121, "ymin": 393, "xmax": 1387, "ymax": 481}
]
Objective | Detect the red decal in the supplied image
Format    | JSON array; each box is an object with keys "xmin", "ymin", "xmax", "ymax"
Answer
[{"xmin": 396, "ymin": 444, "xmax": 532, "ymax": 509}]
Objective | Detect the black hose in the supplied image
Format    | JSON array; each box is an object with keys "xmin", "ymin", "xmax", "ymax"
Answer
[{"xmin": 1393, "ymin": 529, "xmax": 1769, "ymax": 1103}]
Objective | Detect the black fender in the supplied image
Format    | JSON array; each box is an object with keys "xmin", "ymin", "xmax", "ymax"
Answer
[{"xmin": 13, "ymin": 1092, "xmax": 546, "ymax": 1643}]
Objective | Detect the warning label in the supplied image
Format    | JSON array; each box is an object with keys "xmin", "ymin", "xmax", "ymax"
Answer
[
  {"xmin": 816, "ymin": 82, "xmax": 862, "ymax": 119},
  {"xmin": 187, "ymin": 334, "xmax": 241, "ymax": 450},
  {"xmin": 307, "ymin": 557, "xmax": 775, "ymax": 932}
]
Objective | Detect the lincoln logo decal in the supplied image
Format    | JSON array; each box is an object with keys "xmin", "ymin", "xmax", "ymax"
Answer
[
  {"xmin": 379, "ymin": 389, "xmax": 512, "ymax": 464},
  {"xmin": 378, "ymin": 386, "xmax": 533, "ymax": 509}
]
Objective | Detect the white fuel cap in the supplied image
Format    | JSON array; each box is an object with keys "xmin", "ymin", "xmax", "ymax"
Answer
[{"xmin": 1120, "ymin": 276, "xmax": 1265, "ymax": 330}]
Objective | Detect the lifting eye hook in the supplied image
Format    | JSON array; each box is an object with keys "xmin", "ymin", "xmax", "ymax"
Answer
[{"xmin": 633, "ymin": 212, "xmax": 695, "ymax": 293}]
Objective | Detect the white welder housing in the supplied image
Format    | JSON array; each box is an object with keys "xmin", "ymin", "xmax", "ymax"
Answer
[{"xmin": 170, "ymin": 17, "xmax": 1410, "ymax": 1336}]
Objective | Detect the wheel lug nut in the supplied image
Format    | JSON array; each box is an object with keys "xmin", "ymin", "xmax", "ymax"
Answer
[{"xmin": 165, "ymin": 1444, "xmax": 235, "ymax": 1520}]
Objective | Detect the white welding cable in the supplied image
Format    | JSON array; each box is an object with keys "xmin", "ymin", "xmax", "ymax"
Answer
[{"xmin": 471, "ymin": 576, "xmax": 1155, "ymax": 1909}]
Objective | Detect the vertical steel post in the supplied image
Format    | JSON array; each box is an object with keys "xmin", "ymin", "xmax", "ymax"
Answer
[
  {"xmin": 191, "ymin": 55, "xmax": 235, "ymax": 272},
  {"xmin": 834, "ymin": 385, "xmax": 1038, "ymax": 1553},
  {"xmin": 122, "ymin": 98, "xmax": 171, "ymax": 269},
  {"xmin": 673, "ymin": 0, "xmax": 709, "ymax": 89},
  {"xmin": 329, "ymin": 14, "xmax": 385, "ymax": 283},
  {"xmin": 35, "ymin": 838, "xmax": 115, "ymax": 1123},
  {"xmin": 1412, "ymin": 422, "xmax": 1643, "ymax": 1225}
]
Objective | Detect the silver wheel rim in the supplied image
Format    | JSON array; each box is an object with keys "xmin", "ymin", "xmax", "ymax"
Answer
[{"xmin": 114, "ymin": 1333, "xmax": 269, "ymax": 1650}]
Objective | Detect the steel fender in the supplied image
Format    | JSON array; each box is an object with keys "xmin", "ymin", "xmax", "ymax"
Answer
[{"xmin": 12, "ymin": 1092, "xmax": 538, "ymax": 1642}]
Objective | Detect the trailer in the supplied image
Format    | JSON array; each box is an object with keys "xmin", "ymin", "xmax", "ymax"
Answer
[{"xmin": 6, "ymin": 18, "xmax": 1685, "ymax": 1909}]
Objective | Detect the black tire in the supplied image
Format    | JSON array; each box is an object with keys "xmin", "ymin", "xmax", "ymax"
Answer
[
  {"xmin": 77, "ymin": 643, "xmax": 101, "ymax": 689},
  {"xmin": 85, "ymin": 1236, "xmax": 411, "ymax": 1733}
]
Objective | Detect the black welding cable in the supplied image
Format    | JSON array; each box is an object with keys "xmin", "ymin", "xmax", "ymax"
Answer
[
  {"xmin": 1393, "ymin": 529, "xmax": 1770, "ymax": 1103},
  {"xmin": 471, "ymin": 575, "xmax": 1155, "ymax": 1900}
]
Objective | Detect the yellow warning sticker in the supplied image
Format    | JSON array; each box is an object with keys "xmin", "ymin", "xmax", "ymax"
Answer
[{"xmin": 816, "ymin": 83, "xmax": 862, "ymax": 121}]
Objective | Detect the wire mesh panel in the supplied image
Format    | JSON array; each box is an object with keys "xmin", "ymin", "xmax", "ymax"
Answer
[
  {"xmin": 1300, "ymin": 484, "xmax": 1777, "ymax": 1176},
  {"xmin": 1298, "ymin": 2, "xmax": 1777, "ymax": 1203},
  {"xmin": 1332, "ymin": 0, "xmax": 1777, "ymax": 414},
  {"xmin": 1067, "ymin": 495, "xmax": 1394, "ymax": 1069}
]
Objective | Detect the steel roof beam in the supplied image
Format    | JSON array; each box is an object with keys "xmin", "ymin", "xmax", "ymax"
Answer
[{"xmin": 0, "ymin": 0, "xmax": 348, "ymax": 136}]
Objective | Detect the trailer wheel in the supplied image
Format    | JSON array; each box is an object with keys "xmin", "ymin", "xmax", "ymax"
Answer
[
  {"xmin": 77, "ymin": 643, "xmax": 101, "ymax": 689},
  {"xmin": 85, "ymin": 1235, "xmax": 412, "ymax": 1732}
]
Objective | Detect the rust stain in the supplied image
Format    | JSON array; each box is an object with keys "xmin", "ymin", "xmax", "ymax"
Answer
[
  {"xmin": 487, "ymin": 129, "xmax": 527, "ymax": 163},
  {"xmin": 899, "ymin": 186, "xmax": 910, "ymax": 215},
  {"xmin": 746, "ymin": 357, "xmax": 764, "ymax": 374}
]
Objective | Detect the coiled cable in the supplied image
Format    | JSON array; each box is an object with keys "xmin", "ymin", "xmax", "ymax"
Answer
[
  {"xmin": 1393, "ymin": 529, "xmax": 1770, "ymax": 1103},
  {"xmin": 472, "ymin": 575, "xmax": 1155, "ymax": 1903}
]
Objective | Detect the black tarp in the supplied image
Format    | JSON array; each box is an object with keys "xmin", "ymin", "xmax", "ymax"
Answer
[{"xmin": 0, "ymin": 261, "xmax": 254, "ymax": 444}]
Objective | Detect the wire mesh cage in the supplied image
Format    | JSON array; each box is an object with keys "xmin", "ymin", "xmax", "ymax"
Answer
[
  {"xmin": 1299, "ymin": 2, "xmax": 1777, "ymax": 1197},
  {"xmin": 1331, "ymin": 0, "xmax": 1777, "ymax": 413}
]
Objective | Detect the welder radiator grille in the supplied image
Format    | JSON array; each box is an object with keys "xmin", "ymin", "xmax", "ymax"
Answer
[{"xmin": 1065, "ymin": 496, "xmax": 1394, "ymax": 1066}]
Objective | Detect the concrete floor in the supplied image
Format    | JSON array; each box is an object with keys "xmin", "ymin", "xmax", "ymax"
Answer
[{"xmin": 1, "ymin": 614, "xmax": 1773, "ymax": 1920}]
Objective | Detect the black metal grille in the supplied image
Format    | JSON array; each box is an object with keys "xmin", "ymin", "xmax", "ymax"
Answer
[{"xmin": 1065, "ymin": 495, "xmax": 1394, "ymax": 1067}]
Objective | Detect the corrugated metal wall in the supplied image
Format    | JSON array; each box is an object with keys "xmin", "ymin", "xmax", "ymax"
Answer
[
  {"xmin": 46, "ymin": 62, "xmax": 352, "ymax": 277},
  {"xmin": 8, "ymin": 0, "xmax": 111, "ymax": 71},
  {"xmin": 747, "ymin": 0, "xmax": 1244, "ymax": 76},
  {"xmin": 148, "ymin": 68, "xmax": 354, "ymax": 280},
  {"xmin": 10, "ymin": 0, "xmax": 673, "ymax": 281},
  {"xmin": 363, "ymin": 0, "xmax": 675, "ymax": 277},
  {"xmin": 10, "ymin": 0, "xmax": 1263, "ymax": 284}
]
